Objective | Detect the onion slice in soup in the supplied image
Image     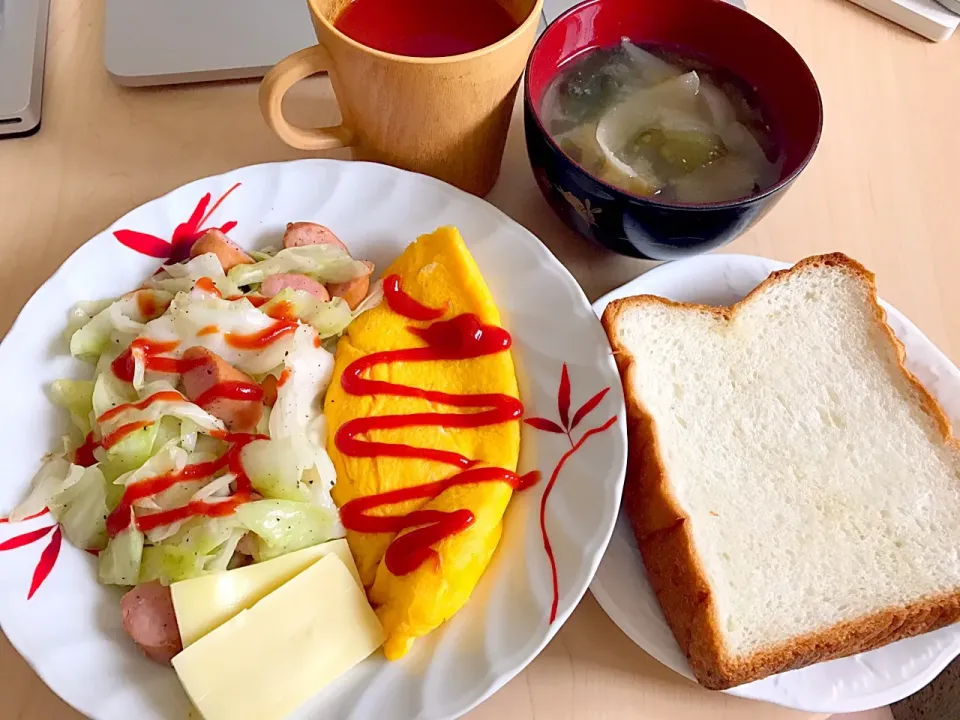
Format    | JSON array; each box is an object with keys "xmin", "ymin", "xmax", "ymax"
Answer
[
  {"xmin": 620, "ymin": 38, "xmax": 682, "ymax": 86},
  {"xmin": 595, "ymin": 72, "xmax": 703, "ymax": 189}
]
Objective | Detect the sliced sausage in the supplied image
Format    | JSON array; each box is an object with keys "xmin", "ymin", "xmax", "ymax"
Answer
[
  {"xmin": 282, "ymin": 222, "xmax": 348, "ymax": 252},
  {"xmin": 328, "ymin": 275, "xmax": 370, "ymax": 310},
  {"xmin": 259, "ymin": 374, "xmax": 278, "ymax": 408},
  {"xmin": 120, "ymin": 581, "xmax": 182, "ymax": 665},
  {"xmin": 190, "ymin": 229, "xmax": 254, "ymax": 272},
  {"xmin": 181, "ymin": 347, "xmax": 264, "ymax": 433},
  {"xmin": 327, "ymin": 260, "xmax": 374, "ymax": 310},
  {"xmin": 260, "ymin": 273, "xmax": 330, "ymax": 301}
]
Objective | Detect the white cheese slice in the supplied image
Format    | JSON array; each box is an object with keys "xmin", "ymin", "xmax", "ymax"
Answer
[
  {"xmin": 172, "ymin": 553, "xmax": 385, "ymax": 720},
  {"xmin": 171, "ymin": 538, "xmax": 359, "ymax": 647}
]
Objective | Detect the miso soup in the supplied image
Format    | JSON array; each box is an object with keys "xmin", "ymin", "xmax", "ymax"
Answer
[{"xmin": 541, "ymin": 40, "xmax": 782, "ymax": 204}]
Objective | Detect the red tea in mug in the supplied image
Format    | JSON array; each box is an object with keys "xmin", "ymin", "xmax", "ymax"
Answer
[{"xmin": 335, "ymin": 0, "xmax": 519, "ymax": 58}]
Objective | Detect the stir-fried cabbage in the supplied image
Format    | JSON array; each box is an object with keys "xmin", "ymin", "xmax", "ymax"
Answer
[
  {"xmin": 66, "ymin": 299, "xmax": 113, "ymax": 337},
  {"xmin": 241, "ymin": 438, "xmax": 310, "ymax": 502},
  {"xmin": 54, "ymin": 466, "xmax": 110, "ymax": 550},
  {"xmin": 271, "ymin": 327, "xmax": 339, "ymax": 506},
  {"xmin": 51, "ymin": 379, "xmax": 95, "ymax": 437},
  {"xmin": 260, "ymin": 283, "xmax": 383, "ymax": 339},
  {"xmin": 10, "ymin": 457, "xmax": 85, "ymax": 522},
  {"xmin": 96, "ymin": 381, "xmax": 225, "ymax": 438},
  {"xmin": 134, "ymin": 293, "xmax": 298, "ymax": 378},
  {"xmin": 99, "ymin": 516, "xmax": 144, "ymax": 586},
  {"xmin": 69, "ymin": 290, "xmax": 172, "ymax": 360},
  {"xmin": 139, "ymin": 518, "xmax": 240, "ymax": 585},
  {"xmin": 144, "ymin": 253, "xmax": 242, "ymax": 298},
  {"xmin": 102, "ymin": 422, "xmax": 163, "ymax": 477},
  {"xmin": 228, "ymin": 244, "xmax": 371, "ymax": 286},
  {"xmin": 235, "ymin": 500, "xmax": 342, "ymax": 562},
  {"xmin": 13, "ymin": 236, "xmax": 373, "ymax": 588}
]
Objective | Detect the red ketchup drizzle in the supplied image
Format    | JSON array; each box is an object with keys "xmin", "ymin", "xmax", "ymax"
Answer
[
  {"xmin": 74, "ymin": 432, "xmax": 101, "ymax": 467},
  {"xmin": 194, "ymin": 277, "xmax": 222, "ymax": 297},
  {"xmin": 336, "ymin": 274, "xmax": 538, "ymax": 576},
  {"xmin": 242, "ymin": 295, "xmax": 269, "ymax": 308},
  {"xmin": 111, "ymin": 319, "xmax": 295, "ymax": 384},
  {"xmin": 225, "ymin": 320, "xmax": 297, "ymax": 350},
  {"xmin": 101, "ymin": 420, "xmax": 152, "ymax": 449},
  {"xmin": 111, "ymin": 338, "xmax": 186, "ymax": 382},
  {"xmin": 194, "ymin": 381, "xmax": 264, "ymax": 407},
  {"xmin": 106, "ymin": 433, "xmax": 264, "ymax": 537},
  {"xmin": 135, "ymin": 291, "xmax": 167, "ymax": 319},
  {"xmin": 264, "ymin": 300, "xmax": 296, "ymax": 322},
  {"xmin": 340, "ymin": 467, "xmax": 538, "ymax": 575},
  {"xmin": 381, "ymin": 274, "xmax": 447, "ymax": 321},
  {"xmin": 136, "ymin": 493, "xmax": 251, "ymax": 533}
]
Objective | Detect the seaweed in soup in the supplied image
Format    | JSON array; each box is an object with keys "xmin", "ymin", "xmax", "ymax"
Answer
[{"xmin": 542, "ymin": 40, "xmax": 782, "ymax": 204}]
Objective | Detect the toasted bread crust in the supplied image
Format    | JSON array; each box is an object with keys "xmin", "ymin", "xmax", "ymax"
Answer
[{"xmin": 602, "ymin": 253, "xmax": 960, "ymax": 690}]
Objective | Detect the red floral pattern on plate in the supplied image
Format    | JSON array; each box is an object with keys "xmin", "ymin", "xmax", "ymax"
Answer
[
  {"xmin": 0, "ymin": 511, "xmax": 63, "ymax": 599},
  {"xmin": 525, "ymin": 363, "xmax": 616, "ymax": 623},
  {"xmin": 113, "ymin": 182, "xmax": 241, "ymax": 263}
]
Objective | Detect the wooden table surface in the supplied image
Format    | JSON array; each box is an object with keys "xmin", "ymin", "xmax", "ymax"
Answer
[{"xmin": 1, "ymin": 0, "xmax": 956, "ymax": 718}]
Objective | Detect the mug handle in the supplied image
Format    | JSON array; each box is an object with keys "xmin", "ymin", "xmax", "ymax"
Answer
[{"xmin": 259, "ymin": 45, "xmax": 355, "ymax": 151}]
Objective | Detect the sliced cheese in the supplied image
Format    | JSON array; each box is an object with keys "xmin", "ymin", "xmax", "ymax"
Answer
[
  {"xmin": 172, "ymin": 538, "xmax": 359, "ymax": 647},
  {"xmin": 172, "ymin": 553, "xmax": 385, "ymax": 720}
]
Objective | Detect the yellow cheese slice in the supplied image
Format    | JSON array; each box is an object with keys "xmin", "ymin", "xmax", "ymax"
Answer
[
  {"xmin": 171, "ymin": 538, "xmax": 359, "ymax": 647},
  {"xmin": 172, "ymin": 553, "xmax": 385, "ymax": 720}
]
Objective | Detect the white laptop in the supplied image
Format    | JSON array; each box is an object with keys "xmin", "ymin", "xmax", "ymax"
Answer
[
  {"xmin": 104, "ymin": 0, "xmax": 318, "ymax": 87},
  {"xmin": 0, "ymin": 0, "xmax": 50, "ymax": 137}
]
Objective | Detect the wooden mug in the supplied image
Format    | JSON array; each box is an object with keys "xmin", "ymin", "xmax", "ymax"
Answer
[{"xmin": 259, "ymin": 0, "xmax": 543, "ymax": 196}]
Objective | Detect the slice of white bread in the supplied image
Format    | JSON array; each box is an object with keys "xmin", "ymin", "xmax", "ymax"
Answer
[{"xmin": 601, "ymin": 254, "xmax": 960, "ymax": 690}]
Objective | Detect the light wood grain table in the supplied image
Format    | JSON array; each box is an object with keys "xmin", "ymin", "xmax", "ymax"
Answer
[{"xmin": 0, "ymin": 0, "xmax": 955, "ymax": 718}]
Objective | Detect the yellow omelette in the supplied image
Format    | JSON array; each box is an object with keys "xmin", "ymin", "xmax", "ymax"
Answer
[{"xmin": 324, "ymin": 227, "xmax": 521, "ymax": 660}]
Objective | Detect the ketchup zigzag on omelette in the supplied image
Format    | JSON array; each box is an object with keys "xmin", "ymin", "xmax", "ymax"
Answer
[{"xmin": 324, "ymin": 226, "xmax": 532, "ymax": 660}]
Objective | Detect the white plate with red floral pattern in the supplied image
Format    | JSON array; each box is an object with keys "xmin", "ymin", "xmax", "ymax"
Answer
[{"xmin": 0, "ymin": 159, "xmax": 627, "ymax": 720}]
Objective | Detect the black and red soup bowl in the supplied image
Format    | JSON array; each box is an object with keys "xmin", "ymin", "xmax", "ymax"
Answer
[{"xmin": 524, "ymin": 0, "xmax": 823, "ymax": 260}]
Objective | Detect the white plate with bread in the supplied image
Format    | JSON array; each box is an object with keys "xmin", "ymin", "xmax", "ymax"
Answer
[{"xmin": 590, "ymin": 252, "xmax": 960, "ymax": 713}]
